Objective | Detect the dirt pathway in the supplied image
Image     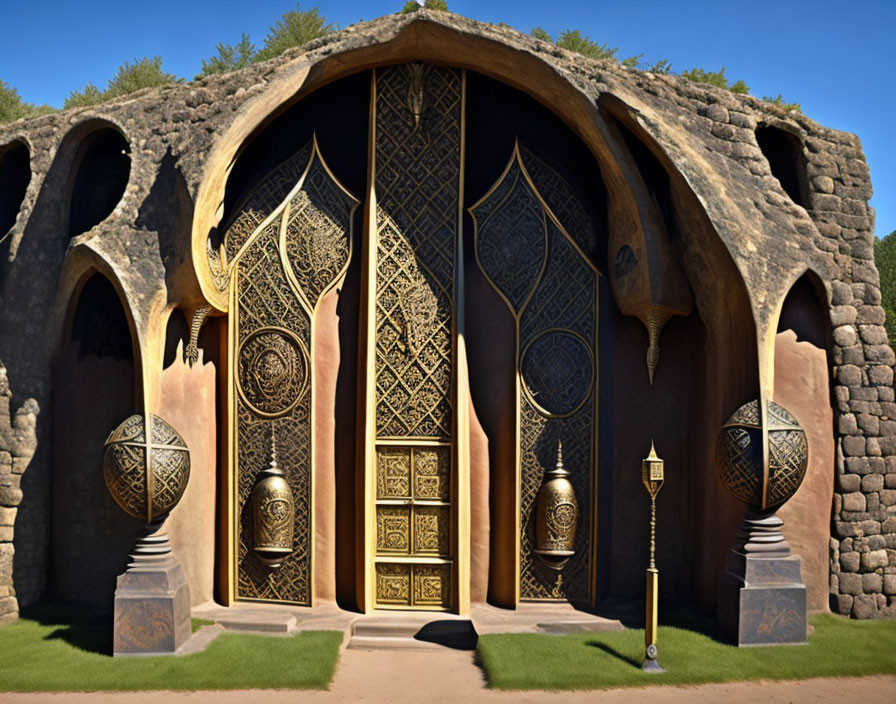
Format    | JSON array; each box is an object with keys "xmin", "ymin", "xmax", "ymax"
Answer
[{"xmin": 2, "ymin": 650, "xmax": 894, "ymax": 703}]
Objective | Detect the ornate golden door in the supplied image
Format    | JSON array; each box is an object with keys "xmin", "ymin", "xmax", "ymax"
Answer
[
  {"xmin": 358, "ymin": 63, "xmax": 469, "ymax": 612},
  {"xmin": 226, "ymin": 137, "xmax": 358, "ymax": 605}
]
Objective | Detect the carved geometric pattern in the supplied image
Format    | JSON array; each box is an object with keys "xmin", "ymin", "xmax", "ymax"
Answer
[
  {"xmin": 377, "ymin": 447, "xmax": 411, "ymax": 499},
  {"xmin": 521, "ymin": 330, "xmax": 593, "ymax": 418},
  {"xmin": 374, "ymin": 563, "xmax": 451, "ymax": 608},
  {"xmin": 519, "ymin": 145, "xmax": 599, "ymax": 262},
  {"xmin": 521, "ymin": 225, "xmax": 595, "ymax": 602},
  {"xmin": 413, "ymin": 564, "xmax": 451, "ymax": 606},
  {"xmin": 224, "ymin": 141, "xmax": 314, "ymax": 264},
  {"xmin": 375, "ymin": 563, "xmax": 411, "ymax": 605},
  {"xmin": 235, "ymin": 218, "xmax": 312, "ymax": 605},
  {"xmin": 472, "ymin": 157, "xmax": 546, "ymax": 314},
  {"xmin": 718, "ymin": 400, "xmax": 808, "ymax": 510},
  {"xmin": 230, "ymin": 137, "xmax": 355, "ymax": 605},
  {"xmin": 237, "ymin": 329, "xmax": 308, "ymax": 417},
  {"xmin": 373, "ymin": 63, "xmax": 460, "ymax": 440},
  {"xmin": 102, "ymin": 414, "xmax": 190, "ymax": 522},
  {"xmin": 476, "ymin": 146, "xmax": 598, "ymax": 602},
  {"xmin": 413, "ymin": 447, "xmax": 450, "ymax": 500},
  {"xmin": 283, "ymin": 151, "xmax": 356, "ymax": 308},
  {"xmin": 376, "ymin": 507, "xmax": 410, "ymax": 553},
  {"xmin": 414, "ymin": 506, "xmax": 450, "ymax": 555}
]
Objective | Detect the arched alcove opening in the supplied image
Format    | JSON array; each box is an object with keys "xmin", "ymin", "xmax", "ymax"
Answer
[
  {"xmin": 67, "ymin": 126, "xmax": 131, "ymax": 238},
  {"xmin": 0, "ymin": 140, "xmax": 31, "ymax": 240},
  {"xmin": 774, "ymin": 271, "xmax": 834, "ymax": 612},
  {"xmin": 51, "ymin": 273, "xmax": 142, "ymax": 611},
  {"xmin": 756, "ymin": 124, "xmax": 809, "ymax": 209}
]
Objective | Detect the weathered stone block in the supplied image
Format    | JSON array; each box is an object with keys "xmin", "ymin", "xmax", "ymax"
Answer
[
  {"xmin": 859, "ymin": 325, "xmax": 889, "ymax": 345},
  {"xmin": 840, "ymin": 572, "xmax": 863, "ymax": 595},
  {"xmin": 833, "ymin": 325, "xmax": 857, "ymax": 347},
  {"xmin": 836, "ymin": 365, "xmax": 862, "ymax": 386},
  {"xmin": 867, "ymin": 438, "xmax": 882, "ymax": 456},
  {"xmin": 838, "ymin": 473, "xmax": 861, "ymax": 492},
  {"xmin": 881, "ymin": 490, "xmax": 896, "ymax": 506},
  {"xmin": 832, "ymin": 281, "xmax": 854, "ymax": 306},
  {"xmin": 863, "ymin": 573, "xmax": 884, "ymax": 593},
  {"xmin": 839, "ymin": 414, "xmax": 859, "ymax": 435},
  {"xmin": 859, "ymin": 520, "xmax": 882, "ymax": 535},
  {"xmin": 868, "ymin": 535, "xmax": 888, "ymax": 550},
  {"xmin": 845, "ymin": 456, "xmax": 871, "ymax": 474},
  {"xmin": 852, "ymin": 594, "xmax": 881, "ymax": 619},
  {"xmin": 0, "ymin": 507, "xmax": 15, "ymax": 527},
  {"xmin": 830, "ymin": 306, "xmax": 858, "ymax": 326},
  {"xmin": 869, "ymin": 365, "xmax": 894, "ymax": 386},
  {"xmin": 884, "ymin": 575, "xmax": 896, "ymax": 595},
  {"xmin": 832, "ymin": 593, "xmax": 853, "ymax": 614},
  {"xmin": 862, "ymin": 550, "xmax": 889, "ymax": 571},
  {"xmin": 840, "ymin": 551, "xmax": 860, "ymax": 572},
  {"xmin": 857, "ymin": 305, "xmax": 886, "ymax": 325},
  {"xmin": 858, "ymin": 414, "xmax": 880, "ymax": 435},
  {"xmin": 843, "ymin": 436, "xmax": 866, "ymax": 456},
  {"xmin": 843, "ymin": 492, "xmax": 867, "ymax": 512},
  {"xmin": 811, "ymin": 175, "xmax": 835, "ymax": 194},
  {"xmin": 866, "ymin": 345, "xmax": 896, "ymax": 365}
]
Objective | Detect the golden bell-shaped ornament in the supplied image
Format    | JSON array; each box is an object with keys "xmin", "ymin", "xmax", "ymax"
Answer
[
  {"xmin": 251, "ymin": 433, "xmax": 295, "ymax": 568},
  {"xmin": 534, "ymin": 440, "xmax": 579, "ymax": 571}
]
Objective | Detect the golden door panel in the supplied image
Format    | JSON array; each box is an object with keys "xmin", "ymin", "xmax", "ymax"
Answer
[
  {"xmin": 230, "ymin": 138, "xmax": 358, "ymax": 605},
  {"xmin": 375, "ymin": 563, "xmax": 452, "ymax": 609},
  {"xmin": 471, "ymin": 144, "xmax": 598, "ymax": 603},
  {"xmin": 370, "ymin": 63, "xmax": 462, "ymax": 610}
]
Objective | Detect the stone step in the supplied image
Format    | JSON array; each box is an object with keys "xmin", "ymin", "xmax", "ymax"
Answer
[
  {"xmin": 349, "ymin": 616, "xmax": 477, "ymax": 650},
  {"xmin": 214, "ymin": 611, "xmax": 297, "ymax": 633}
]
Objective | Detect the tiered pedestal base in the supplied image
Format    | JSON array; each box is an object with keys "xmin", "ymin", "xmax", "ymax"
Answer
[
  {"xmin": 113, "ymin": 523, "xmax": 191, "ymax": 656},
  {"xmin": 717, "ymin": 511, "xmax": 807, "ymax": 646}
]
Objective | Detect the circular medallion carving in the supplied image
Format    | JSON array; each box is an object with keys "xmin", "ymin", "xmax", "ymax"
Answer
[
  {"xmin": 521, "ymin": 330, "xmax": 593, "ymax": 417},
  {"xmin": 237, "ymin": 328, "xmax": 308, "ymax": 417},
  {"xmin": 717, "ymin": 399, "xmax": 808, "ymax": 510}
]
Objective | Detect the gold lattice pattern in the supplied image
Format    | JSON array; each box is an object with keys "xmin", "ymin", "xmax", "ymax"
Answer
[
  {"xmin": 474, "ymin": 146, "xmax": 598, "ymax": 602},
  {"xmin": 375, "ymin": 563, "xmax": 451, "ymax": 608},
  {"xmin": 225, "ymin": 142, "xmax": 314, "ymax": 263},
  {"xmin": 520, "ymin": 145, "xmax": 599, "ymax": 261},
  {"xmin": 283, "ymin": 154, "xmax": 356, "ymax": 308},
  {"xmin": 235, "ymin": 225, "xmax": 313, "ymax": 604},
  {"xmin": 473, "ymin": 159, "xmax": 547, "ymax": 314},
  {"xmin": 373, "ymin": 64, "xmax": 460, "ymax": 439}
]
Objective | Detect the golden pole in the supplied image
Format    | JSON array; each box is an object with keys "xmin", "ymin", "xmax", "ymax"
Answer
[{"xmin": 641, "ymin": 441, "xmax": 664, "ymax": 673}]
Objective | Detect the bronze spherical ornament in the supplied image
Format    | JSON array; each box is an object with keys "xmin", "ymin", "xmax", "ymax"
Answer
[
  {"xmin": 717, "ymin": 400, "xmax": 808, "ymax": 511},
  {"xmin": 102, "ymin": 414, "xmax": 191, "ymax": 522}
]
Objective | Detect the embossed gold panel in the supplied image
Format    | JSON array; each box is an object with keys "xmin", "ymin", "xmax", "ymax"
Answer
[
  {"xmin": 471, "ymin": 143, "xmax": 598, "ymax": 603},
  {"xmin": 366, "ymin": 63, "xmax": 463, "ymax": 611},
  {"xmin": 229, "ymin": 137, "xmax": 358, "ymax": 605}
]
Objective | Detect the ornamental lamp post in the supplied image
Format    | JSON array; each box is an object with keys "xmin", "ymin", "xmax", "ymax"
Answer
[{"xmin": 641, "ymin": 440, "xmax": 664, "ymax": 672}]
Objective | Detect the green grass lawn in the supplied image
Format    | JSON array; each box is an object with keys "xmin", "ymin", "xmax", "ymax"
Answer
[
  {"xmin": 0, "ymin": 603, "xmax": 343, "ymax": 692},
  {"xmin": 477, "ymin": 611, "xmax": 896, "ymax": 690}
]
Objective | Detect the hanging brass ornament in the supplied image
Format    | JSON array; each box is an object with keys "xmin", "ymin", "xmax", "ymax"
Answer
[
  {"xmin": 251, "ymin": 427, "xmax": 295, "ymax": 568},
  {"xmin": 534, "ymin": 440, "xmax": 579, "ymax": 571},
  {"xmin": 641, "ymin": 440, "xmax": 665, "ymax": 673}
]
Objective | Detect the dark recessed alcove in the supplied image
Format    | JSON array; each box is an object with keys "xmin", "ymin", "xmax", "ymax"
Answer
[
  {"xmin": 68, "ymin": 127, "xmax": 131, "ymax": 238},
  {"xmin": 0, "ymin": 140, "xmax": 31, "ymax": 239},
  {"xmin": 614, "ymin": 118, "xmax": 675, "ymax": 224},
  {"xmin": 756, "ymin": 124, "xmax": 809, "ymax": 209}
]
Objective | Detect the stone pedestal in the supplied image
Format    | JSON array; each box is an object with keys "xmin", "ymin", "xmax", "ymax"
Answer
[
  {"xmin": 717, "ymin": 511, "xmax": 807, "ymax": 646},
  {"xmin": 113, "ymin": 522, "xmax": 191, "ymax": 656}
]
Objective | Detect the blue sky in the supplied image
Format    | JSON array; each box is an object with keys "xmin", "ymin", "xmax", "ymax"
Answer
[{"xmin": 2, "ymin": 0, "xmax": 893, "ymax": 237}]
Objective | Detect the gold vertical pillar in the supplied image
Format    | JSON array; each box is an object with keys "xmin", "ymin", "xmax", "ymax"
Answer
[{"xmin": 641, "ymin": 441, "xmax": 664, "ymax": 672}]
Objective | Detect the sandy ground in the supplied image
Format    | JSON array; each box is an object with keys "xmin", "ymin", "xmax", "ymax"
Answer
[{"xmin": 2, "ymin": 649, "xmax": 894, "ymax": 703}]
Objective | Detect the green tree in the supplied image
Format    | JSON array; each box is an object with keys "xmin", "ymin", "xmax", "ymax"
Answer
[
  {"xmin": 875, "ymin": 230, "xmax": 896, "ymax": 349},
  {"xmin": 0, "ymin": 80, "xmax": 54, "ymax": 123},
  {"xmin": 555, "ymin": 29, "xmax": 617, "ymax": 60},
  {"xmin": 646, "ymin": 59, "xmax": 672, "ymax": 75},
  {"xmin": 255, "ymin": 4, "xmax": 335, "ymax": 61},
  {"xmin": 530, "ymin": 26, "xmax": 552, "ymax": 42},
  {"xmin": 200, "ymin": 33, "xmax": 256, "ymax": 76},
  {"xmin": 64, "ymin": 83, "xmax": 103, "ymax": 109},
  {"xmin": 681, "ymin": 66, "xmax": 749, "ymax": 94},
  {"xmin": 401, "ymin": 0, "xmax": 448, "ymax": 12},
  {"xmin": 104, "ymin": 57, "xmax": 176, "ymax": 98},
  {"xmin": 762, "ymin": 94, "xmax": 801, "ymax": 113}
]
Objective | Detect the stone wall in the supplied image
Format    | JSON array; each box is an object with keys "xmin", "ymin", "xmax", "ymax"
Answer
[
  {"xmin": 0, "ymin": 361, "xmax": 38, "ymax": 623},
  {"xmin": 0, "ymin": 10, "xmax": 892, "ymax": 616}
]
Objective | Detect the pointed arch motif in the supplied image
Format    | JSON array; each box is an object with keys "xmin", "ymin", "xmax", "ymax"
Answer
[
  {"xmin": 470, "ymin": 142, "xmax": 599, "ymax": 603},
  {"xmin": 228, "ymin": 135, "xmax": 358, "ymax": 605}
]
